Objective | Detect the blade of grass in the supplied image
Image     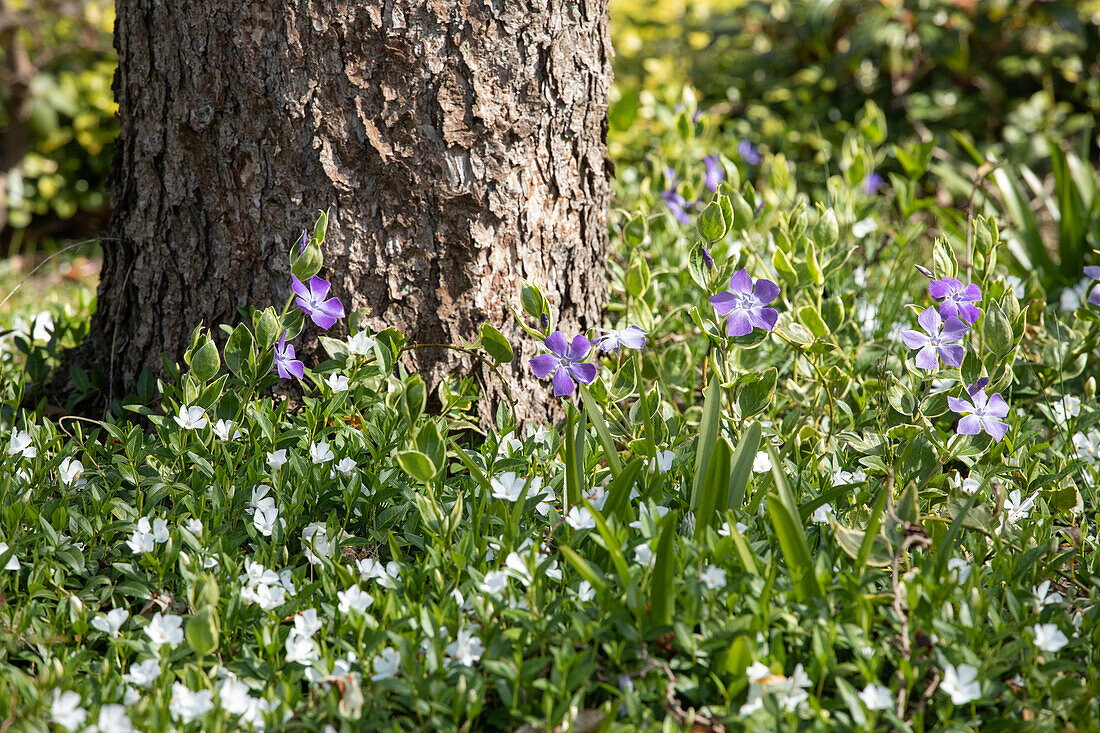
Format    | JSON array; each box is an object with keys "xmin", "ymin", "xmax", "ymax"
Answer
[
  {"xmin": 579, "ymin": 385, "xmax": 623, "ymax": 478},
  {"xmin": 727, "ymin": 421, "xmax": 762, "ymax": 510},
  {"xmin": 694, "ymin": 436, "xmax": 731, "ymax": 541},
  {"xmin": 766, "ymin": 446, "xmax": 821, "ymax": 602},
  {"xmin": 649, "ymin": 512, "xmax": 678, "ymax": 627},
  {"xmin": 690, "ymin": 377, "xmax": 722, "ymax": 508}
]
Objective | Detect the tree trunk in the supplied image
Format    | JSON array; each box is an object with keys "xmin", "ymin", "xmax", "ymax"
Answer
[{"xmin": 82, "ymin": 0, "xmax": 611, "ymax": 422}]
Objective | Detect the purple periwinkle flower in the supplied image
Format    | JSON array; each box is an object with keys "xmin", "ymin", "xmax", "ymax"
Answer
[
  {"xmin": 914, "ymin": 264, "xmax": 934, "ymax": 279},
  {"xmin": 709, "ymin": 269, "xmax": 780, "ymax": 337},
  {"xmin": 1085, "ymin": 266, "xmax": 1100, "ymax": 306},
  {"xmin": 291, "ymin": 275, "xmax": 346, "ymax": 329},
  {"xmin": 738, "ymin": 139, "xmax": 762, "ymax": 165},
  {"xmin": 928, "ymin": 277, "xmax": 982, "ymax": 324},
  {"xmin": 661, "ymin": 168, "xmax": 690, "ymax": 226},
  {"xmin": 595, "ymin": 326, "xmax": 647, "ymax": 353},
  {"xmin": 704, "ymin": 155, "xmax": 724, "ymax": 193},
  {"xmin": 274, "ymin": 332, "xmax": 305, "ymax": 379},
  {"xmin": 529, "ymin": 331, "xmax": 598, "ymax": 397},
  {"xmin": 862, "ymin": 171, "xmax": 885, "ymax": 195},
  {"xmin": 297, "ymin": 230, "xmax": 309, "ymax": 253},
  {"xmin": 949, "ymin": 383, "xmax": 1010, "ymax": 443},
  {"xmin": 900, "ymin": 307, "xmax": 968, "ymax": 370}
]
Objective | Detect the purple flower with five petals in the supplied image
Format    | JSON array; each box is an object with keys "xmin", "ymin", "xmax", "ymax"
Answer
[
  {"xmin": 738, "ymin": 139, "xmax": 762, "ymax": 165},
  {"xmin": 900, "ymin": 307, "xmax": 968, "ymax": 370},
  {"xmin": 274, "ymin": 332, "xmax": 305, "ymax": 379},
  {"xmin": 949, "ymin": 382, "xmax": 1010, "ymax": 443},
  {"xmin": 291, "ymin": 275, "xmax": 346, "ymax": 329},
  {"xmin": 530, "ymin": 332, "xmax": 598, "ymax": 397},
  {"xmin": 704, "ymin": 155, "xmax": 724, "ymax": 193},
  {"xmin": 928, "ymin": 277, "xmax": 982, "ymax": 324},
  {"xmin": 709, "ymin": 269, "xmax": 780, "ymax": 337},
  {"xmin": 1085, "ymin": 267, "xmax": 1100, "ymax": 306},
  {"xmin": 595, "ymin": 326, "xmax": 647, "ymax": 352}
]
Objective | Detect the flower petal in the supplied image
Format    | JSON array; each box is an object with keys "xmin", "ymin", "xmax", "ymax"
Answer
[
  {"xmin": 567, "ymin": 335, "xmax": 593, "ymax": 361},
  {"xmin": 956, "ymin": 415, "xmax": 983, "ymax": 435},
  {"xmin": 917, "ymin": 306, "xmax": 942, "ymax": 335},
  {"xmin": 291, "ymin": 275, "xmax": 310, "ymax": 299},
  {"xmin": 914, "ymin": 345, "xmax": 939, "ymax": 370},
  {"xmin": 728, "ymin": 269, "xmax": 752, "ymax": 296},
  {"xmin": 937, "ymin": 343, "xmax": 964, "ymax": 368},
  {"xmin": 307, "ymin": 276, "xmax": 331, "ymax": 300},
  {"xmin": 900, "ymin": 329, "xmax": 929, "ymax": 349},
  {"xmin": 748, "ymin": 307, "xmax": 778, "ymax": 332},
  {"xmin": 1085, "ymin": 266, "xmax": 1100, "ymax": 280},
  {"xmin": 982, "ymin": 417, "xmax": 1009, "ymax": 442},
  {"xmin": 985, "ymin": 393, "xmax": 1010, "ymax": 418},
  {"xmin": 709, "ymin": 291, "xmax": 738, "ymax": 316},
  {"xmin": 543, "ymin": 331, "xmax": 569, "ymax": 357},
  {"xmin": 529, "ymin": 354, "xmax": 559, "ymax": 378},
  {"xmin": 568, "ymin": 362, "xmax": 598, "ymax": 385},
  {"xmin": 552, "ymin": 368, "xmax": 575, "ymax": 397},
  {"xmin": 752, "ymin": 278, "xmax": 780, "ymax": 306},
  {"xmin": 939, "ymin": 316, "xmax": 970, "ymax": 341},
  {"xmin": 947, "ymin": 396, "xmax": 972, "ymax": 414},
  {"xmin": 725, "ymin": 311, "xmax": 753, "ymax": 337}
]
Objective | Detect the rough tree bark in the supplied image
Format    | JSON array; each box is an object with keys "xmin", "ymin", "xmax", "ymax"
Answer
[{"xmin": 81, "ymin": 0, "xmax": 611, "ymax": 422}]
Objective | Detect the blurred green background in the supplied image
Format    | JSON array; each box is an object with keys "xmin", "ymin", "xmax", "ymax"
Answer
[{"xmin": 2, "ymin": 0, "xmax": 1099, "ymax": 306}]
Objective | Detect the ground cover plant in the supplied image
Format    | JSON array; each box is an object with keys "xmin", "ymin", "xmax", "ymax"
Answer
[{"xmin": 5, "ymin": 3, "xmax": 1100, "ymax": 732}]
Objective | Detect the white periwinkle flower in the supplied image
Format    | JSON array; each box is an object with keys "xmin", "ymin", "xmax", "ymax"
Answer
[
  {"xmin": 859, "ymin": 683, "xmax": 893, "ymax": 711},
  {"xmin": 1033, "ymin": 580, "xmax": 1063, "ymax": 608},
  {"xmin": 564, "ymin": 506, "xmax": 595, "ymax": 531},
  {"xmin": 6, "ymin": 429, "xmax": 36, "ymax": 458},
  {"xmin": 1031, "ymin": 623, "xmax": 1069, "ymax": 654},
  {"xmin": 91, "ymin": 607, "xmax": 129, "ymax": 638},
  {"xmin": 213, "ymin": 419, "xmax": 240, "ymax": 441},
  {"xmin": 335, "ymin": 457, "xmax": 356, "ymax": 476},
  {"xmin": 810, "ymin": 503, "xmax": 834, "ymax": 524},
  {"xmin": 267, "ymin": 449, "xmax": 288, "ymax": 471},
  {"xmin": 633, "ymin": 544, "xmax": 654, "ymax": 567},
  {"xmin": 174, "ymin": 405, "xmax": 208, "ymax": 431},
  {"xmin": 490, "ymin": 472, "xmax": 528, "ymax": 502},
  {"xmin": 0, "ymin": 542, "xmax": 20, "ymax": 571},
  {"xmin": 653, "ymin": 449, "xmax": 675, "ymax": 473},
  {"xmin": 947, "ymin": 557, "xmax": 971, "ymax": 583},
  {"xmin": 58, "ymin": 457, "xmax": 84, "ymax": 486},
  {"xmin": 480, "ymin": 570, "xmax": 510, "ymax": 596},
  {"xmin": 51, "ymin": 690, "xmax": 87, "ymax": 731},
  {"xmin": 337, "ymin": 586, "xmax": 375, "ymax": 615},
  {"xmin": 372, "ymin": 646, "xmax": 401, "ymax": 680},
  {"xmin": 169, "ymin": 682, "xmax": 214, "ymax": 723},
  {"xmin": 939, "ymin": 663, "xmax": 980, "ymax": 705},
  {"xmin": 123, "ymin": 658, "xmax": 161, "ymax": 688},
  {"xmin": 91, "ymin": 704, "xmax": 134, "ymax": 733},
  {"xmin": 701, "ymin": 565, "xmax": 727, "ymax": 590},
  {"xmin": 309, "ymin": 441, "xmax": 334, "ymax": 464},
  {"xmin": 1051, "ymin": 395, "xmax": 1081, "ymax": 423},
  {"xmin": 347, "ymin": 331, "xmax": 377, "ymax": 356},
  {"xmin": 145, "ymin": 612, "xmax": 184, "ymax": 648},
  {"xmin": 1004, "ymin": 489, "xmax": 1036, "ymax": 526},
  {"xmin": 445, "ymin": 628, "xmax": 485, "ymax": 667},
  {"xmin": 752, "ymin": 451, "xmax": 771, "ymax": 473},
  {"xmin": 326, "ymin": 373, "xmax": 349, "ymax": 392},
  {"xmin": 285, "ymin": 633, "xmax": 319, "ymax": 666}
]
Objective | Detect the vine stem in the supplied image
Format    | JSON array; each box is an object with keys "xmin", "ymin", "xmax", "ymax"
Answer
[{"xmin": 403, "ymin": 342, "xmax": 517, "ymax": 416}]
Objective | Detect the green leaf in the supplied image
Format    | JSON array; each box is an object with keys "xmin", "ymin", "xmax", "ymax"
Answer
[
  {"xmin": 813, "ymin": 208, "xmax": 838, "ymax": 249},
  {"xmin": 983, "ymin": 301, "xmax": 1013, "ymax": 357},
  {"xmin": 254, "ymin": 308, "xmax": 280, "ymax": 349},
  {"xmin": 185, "ymin": 607, "xmax": 219, "ymax": 656},
  {"xmin": 832, "ymin": 519, "xmax": 893, "ymax": 567},
  {"xmin": 626, "ymin": 253, "xmax": 652, "ymax": 298},
  {"xmin": 396, "ymin": 450, "xmax": 437, "ymax": 484},
  {"xmin": 291, "ymin": 240, "xmax": 323, "ymax": 281},
  {"xmin": 697, "ymin": 201, "xmax": 728, "ymax": 242},
  {"xmin": 480, "ymin": 322, "xmax": 514, "ymax": 365},
  {"xmin": 727, "ymin": 422, "xmax": 762, "ymax": 509},
  {"xmin": 649, "ymin": 512, "xmax": 678, "ymax": 627},
  {"xmin": 520, "ymin": 281, "xmax": 548, "ymax": 322},
  {"xmin": 694, "ymin": 437, "xmax": 731, "ymax": 541},
  {"xmin": 690, "ymin": 378, "xmax": 722, "ymax": 508},
  {"xmin": 736, "ymin": 368, "xmax": 777, "ymax": 420},
  {"xmin": 191, "ymin": 339, "xmax": 220, "ymax": 383},
  {"xmin": 414, "ymin": 422, "xmax": 446, "ymax": 474},
  {"xmin": 224, "ymin": 323, "xmax": 254, "ymax": 379},
  {"xmin": 856, "ymin": 484, "xmax": 892, "ymax": 571},
  {"xmin": 559, "ymin": 545, "xmax": 608, "ymax": 595},
  {"xmin": 798, "ymin": 305, "xmax": 829, "ymax": 338},
  {"xmin": 563, "ymin": 407, "xmax": 586, "ymax": 507}
]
